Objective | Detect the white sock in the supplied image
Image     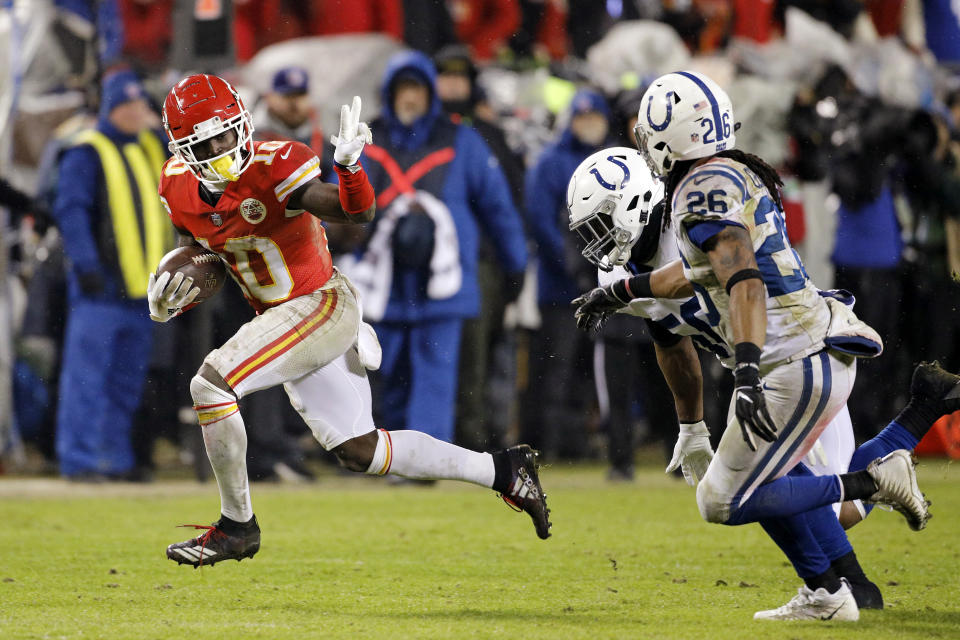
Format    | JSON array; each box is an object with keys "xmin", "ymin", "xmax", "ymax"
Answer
[
  {"xmin": 366, "ymin": 429, "xmax": 495, "ymax": 488},
  {"xmin": 201, "ymin": 414, "xmax": 253, "ymax": 522},
  {"xmin": 192, "ymin": 377, "xmax": 253, "ymax": 523}
]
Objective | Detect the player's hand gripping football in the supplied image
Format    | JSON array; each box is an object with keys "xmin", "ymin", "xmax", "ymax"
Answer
[
  {"xmin": 665, "ymin": 420, "xmax": 714, "ymax": 486},
  {"xmin": 147, "ymin": 271, "xmax": 200, "ymax": 323},
  {"xmin": 571, "ymin": 283, "xmax": 632, "ymax": 332},
  {"xmin": 331, "ymin": 96, "xmax": 372, "ymax": 167},
  {"xmin": 733, "ymin": 363, "xmax": 778, "ymax": 451}
]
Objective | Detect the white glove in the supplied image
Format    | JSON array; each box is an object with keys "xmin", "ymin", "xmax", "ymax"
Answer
[
  {"xmin": 147, "ymin": 271, "xmax": 200, "ymax": 323},
  {"xmin": 665, "ymin": 420, "xmax": 714, "ymax": 487},
  {"xmin": 331, "ymin": 95, "xmax": 372, "ymax": 167}
]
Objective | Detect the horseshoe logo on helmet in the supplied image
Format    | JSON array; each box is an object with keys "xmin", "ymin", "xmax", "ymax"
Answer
[
  {"xmin": 646, "ymin": 91, "xmax": 675, "ymax": 132},
  {"xmin": 589, "ymin": 155, "xmax": 631, "ymax": 190}
]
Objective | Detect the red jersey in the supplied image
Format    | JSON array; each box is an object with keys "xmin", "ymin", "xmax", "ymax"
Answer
[{"xmin": 159, "ymin": 140, "xmax": 332, "ymax": 313}]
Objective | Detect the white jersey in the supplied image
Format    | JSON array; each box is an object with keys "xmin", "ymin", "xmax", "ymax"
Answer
[
  {"xmin": 670, "ymin": 157, "xmax": 830, "ymax": 373},
  {"xmin": 598, "ymin": 226, "xmax": 733, "ymax": 367}
]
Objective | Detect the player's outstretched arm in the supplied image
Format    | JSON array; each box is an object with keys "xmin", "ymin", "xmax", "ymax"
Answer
[
  {"xmin": 703, "ymin": 225, "xmax": 777, "ymax": 450},
  {"xmin": 288, "ymin": 96, "xmax": 376, "ymax": 224},
  {"xmin": 703, "ymin": 226, "xmax": 765, "ymax": 348},
  {"xmin": 649, "ymin": 260, "xmax": 695, "ymax": 299},
  {"xmin": 288, "ymin": 179, "xmax": 375, "ymax": 224},
  {"xmin": 572, "ymin": 260, "xmax": 693, "ymax": 332}
]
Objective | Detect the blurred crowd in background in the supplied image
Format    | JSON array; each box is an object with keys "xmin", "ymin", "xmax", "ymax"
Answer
[{"xmin": 1, "ymin": 0, "xmax": 959, "ymax": 484}]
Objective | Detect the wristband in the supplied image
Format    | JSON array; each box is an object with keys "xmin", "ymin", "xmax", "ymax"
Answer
[
  {"xmin": 725, "ymin": 268, "xmax": 763, "ymax": 295},
  {"xmin": 333, "ymin": 162, "xmax": 375, "ymax": 214},
  {"xmin": 609, "ymin": 279, "xmax": 632, "ymax": 304},
  {"xmin": 734, "ymin": 341, "xmax": 762, "ymax": 366},
  {"xmin": 623, "ymin": 272, "xmax": 653, "ymax": 299},
  {"xmin": 734, "ymin": 342, "xmax": 762, "ymax": 385}
]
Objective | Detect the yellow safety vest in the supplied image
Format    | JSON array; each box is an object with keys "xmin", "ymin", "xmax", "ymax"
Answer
[{"xmin": 72, "ymin": 129, "xmax": 170, "ymax": 299}]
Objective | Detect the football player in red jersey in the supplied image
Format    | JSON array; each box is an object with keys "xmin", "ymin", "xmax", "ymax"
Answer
[{"xmin": 150, "ymin": 74, "xmax": 551, "ymax": 567}]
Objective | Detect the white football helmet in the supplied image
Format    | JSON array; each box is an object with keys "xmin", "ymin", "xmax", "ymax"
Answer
[
  {"xmin": 633, "ymin": 71, "xmax": 737, "ymax": 177},
  {"xmin": 567, "ymin": 147, "xmax": 664, "ymax": 271}
]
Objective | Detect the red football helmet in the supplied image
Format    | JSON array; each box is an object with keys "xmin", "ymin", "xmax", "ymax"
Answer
[{"xmin": 162, "ymin": 74, "xmax": 255, "ymax": 184}]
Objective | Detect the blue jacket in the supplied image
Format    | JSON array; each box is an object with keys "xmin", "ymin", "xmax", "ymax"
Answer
[
  {"xmin": 524, "ymin": 114, "xmax": 608, "ymax": 305},
  {"xmin": 924, "ymin": 0, "xmax": 960, "ymax": 64},
  {"xmin": 362, "ymin": 50, "xmax": 527, "ymax": 322},
  {"xmin": 831, "ymin": 183, "xmax": 902, "ymax": 269},
  {"xmin": 53, "ymin": 118, "xmax": 152, "ymax": 303},
  {"xmin": 55, "ymin": 0, "xmax": 124, "ymax": 64}
]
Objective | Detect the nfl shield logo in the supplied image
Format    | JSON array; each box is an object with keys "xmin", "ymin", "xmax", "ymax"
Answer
[{"xmin": 210, "ymin": 212, "xmax": 223, "ymax": 226}]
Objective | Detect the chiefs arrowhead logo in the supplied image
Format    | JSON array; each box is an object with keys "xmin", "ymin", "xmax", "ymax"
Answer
[{"xmin": 240, "ymin": 198, "xmax": 267, "ymax": 224}]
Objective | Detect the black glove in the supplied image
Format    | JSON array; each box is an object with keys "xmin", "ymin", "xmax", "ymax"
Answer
[
  {"xmin": 733, "ymin": 361, "xmax": 778, "ymax": 452},
  {"xmin": 77, "ymin": 271, "xmax": 104, "ymax": 296},
  {"xmin": 503, "ymin": 271, "xmax": 524, "ymax": 304},
  {"xmin": 571, "ymin": 283, "xmax": 632, "ymax": 332}
]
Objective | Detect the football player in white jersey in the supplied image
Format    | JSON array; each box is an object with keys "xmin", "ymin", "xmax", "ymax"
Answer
[
  {"xmin": 568, "ymin": 147, "xmax": 937, "ymax": 612},
  {"xmin": 570, "ymin": 149, "xmax": 878, "ymax": 514},
  {"xmin": 570, "ymin": 75, "xmax": 960, "ymax": 621}
]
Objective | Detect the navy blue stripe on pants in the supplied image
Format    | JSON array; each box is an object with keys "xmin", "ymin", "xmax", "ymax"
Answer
[
  {"xmin": 724, "ymin": 353, "xmax": 852, "ymax": 579},
  {"xmin": 727, "ymin": 353, "xmax": 843, "ymax": 524}
]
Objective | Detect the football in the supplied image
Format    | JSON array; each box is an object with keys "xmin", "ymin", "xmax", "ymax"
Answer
[{"xmin": 155, "ymin": 245, "xmax": 227, "ymax": 303}]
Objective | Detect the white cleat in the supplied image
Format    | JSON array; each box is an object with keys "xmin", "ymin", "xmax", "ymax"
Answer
[
  {"xmin": 865, "ymin": 449, "xmax": 931, "ymax": 531},
  {"xmin": 754, "ymin": 579, "xmax": 859, "ymax": 621}
]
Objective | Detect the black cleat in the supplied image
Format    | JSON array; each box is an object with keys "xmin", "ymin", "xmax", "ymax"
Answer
[
  {"xmin": 846, "ymin": 576, "xmax": 884, "ymax": 610},
  {"xmin": 166, "ymin": 516, "xmax": 260, "ymax": 568},
  {"xmin": 910, "ymin": 361, "xmax": 960, "ymax": 416},
  {"xmin": 498, "ymin": 445, "xmax": 552, "ymax": 540}
]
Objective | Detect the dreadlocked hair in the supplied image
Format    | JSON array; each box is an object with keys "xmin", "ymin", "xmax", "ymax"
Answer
[
  {"xmin": 718, "ymin": 150, "xmax": 784, "ymax": 210},
  {"xmin": 663, "ymin": 150, "xmax": 785, "ymax": 218}
]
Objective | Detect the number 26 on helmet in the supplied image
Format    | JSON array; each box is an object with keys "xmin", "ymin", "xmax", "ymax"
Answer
[{"xmin": 633, "ymin": 70, "xmax": 739, "ymax": 178}]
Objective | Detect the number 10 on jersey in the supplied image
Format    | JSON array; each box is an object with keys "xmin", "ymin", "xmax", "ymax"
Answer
[{"xmin": 197, "ymin": 235, "xmax": 295, "ymax": 303}]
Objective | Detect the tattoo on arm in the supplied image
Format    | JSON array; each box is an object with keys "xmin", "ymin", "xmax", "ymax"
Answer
[
  {"xmin": 706, "ymin": 226, "xmax": 767, "ymax": 348},
  {"xmin": 705, "ymin": 226, "xmax": 757, "ymax": 288}
]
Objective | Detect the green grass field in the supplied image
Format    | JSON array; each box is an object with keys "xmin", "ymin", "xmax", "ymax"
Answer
[{"xmin": 1, "ymin": 461, "xmax": 958, "ymax": 640}]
